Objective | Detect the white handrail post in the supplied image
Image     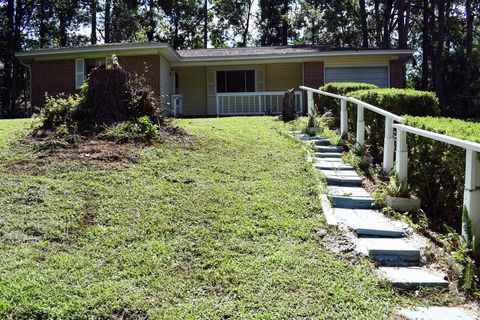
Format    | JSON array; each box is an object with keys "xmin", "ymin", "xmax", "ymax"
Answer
[
  {"xmin": 340, "ymin": 99, "xmax": 348, "ymax": 138},
  {"xmin": 383, "ymin": 117, "xmax": 394, "ymax": 174},
  {"xmin": 307, "ymin": 90, "xmax": 314, "ymax": 127},
  {"xmin": 395, "ymin": 128, "xmax": 408, "ymax": 183},
  {"xmin": 216, "ymin": 95, "xmax": 220, "ymax": 117},
  {"xmin": 356, "ymin": 104, "xmax": 365, "ymax": 146},
  {"xmin": 463, "ymin": 149, "xmax": 480, "ymax": 239}
]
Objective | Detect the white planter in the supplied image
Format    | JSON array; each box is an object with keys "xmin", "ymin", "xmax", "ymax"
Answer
[{"xmin": 385, "ymin": 196, "xmax": 421, "ymax": 212}]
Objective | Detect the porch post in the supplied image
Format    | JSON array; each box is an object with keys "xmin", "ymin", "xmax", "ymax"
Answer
[
  {"xmin": 216, "ymin": 95, "xmax": 220, "ymax": 117},
  {"xmin": 464, "ymin": 149, "xmax": 480, "ymax": 239},
  {"xmin": 383, "ymin": 117, "xmax": 394, "ymax": 174}
]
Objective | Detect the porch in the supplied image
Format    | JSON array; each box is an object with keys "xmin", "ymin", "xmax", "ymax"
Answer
[{"xmin": 171, "ymin": 91, "xmax": 304, "ymax": 117}]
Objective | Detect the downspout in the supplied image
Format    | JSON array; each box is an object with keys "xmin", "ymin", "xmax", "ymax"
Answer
[{"xmin": 18, "ymin": 57, "xmax": 32, "ymax": 116}]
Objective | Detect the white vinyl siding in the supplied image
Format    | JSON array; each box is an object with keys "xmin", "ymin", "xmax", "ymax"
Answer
[
  {"xmin": 75, "ymin": 58, "xmax": 85, "ymax": 89},
  {"xmin": 159, "ymin": 55, "xmax": 172, "ymax": 109},
  {"xmin": 325, "ymin": 66, "xmax": 389, "ymax": 88}
]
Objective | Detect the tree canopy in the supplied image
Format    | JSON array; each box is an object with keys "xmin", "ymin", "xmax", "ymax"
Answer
[{"xmin": 1, "ymin": 0, "xmax": 480, "ymax": 116}]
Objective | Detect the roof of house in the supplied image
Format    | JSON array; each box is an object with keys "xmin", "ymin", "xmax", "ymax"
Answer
[
  {"xmin": 15, "ymin": 42, "xmax": 414, "ymax": 65},
  {"xmin": 176, "ymin": 45, "xmax": 393, "ymax": 58}
]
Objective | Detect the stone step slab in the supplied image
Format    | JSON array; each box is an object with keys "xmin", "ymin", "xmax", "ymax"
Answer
[
  {"xmin": 314, "ymin": 145, "xmax": 344, "ymax": 153},
  {"xmin": 331, "ymin": 208, "xmax": 409, "ymax": 237},
  {"xmin": 309, "ymin": 138, "xmax": 331, "ymax": 146},
  {"xmin": 314, "ymin": 152, "xmax": 343, "ymax": 158},
  {"xmin": 398, "ymin": 307, "xmax": 479, "ymax": 320},
  {"xmin": 355, "ymin": 238, "xmax": 421, "ymax": 266},
  {"xmin": 320, "ymin": 169, "xmax": 363, "ymax": 187},
  {"xmin": 314, "ymin": 160, "xmax": 354, "ymax": 171},
  {"xmin": 331, "ymin": 196, "xmax": 376, "ymax": 209},
  {"xmin": 379, "ymin": 267, "xmax": 449, "ymax": 289}
]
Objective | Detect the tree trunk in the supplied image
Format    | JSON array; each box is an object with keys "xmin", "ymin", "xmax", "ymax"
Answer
[
  {"xmin": 282, "ymin": 89, "xmax": 295, "ymax": 121},
  {"xmin": 397, "ymin": 0, "xmax": 406, "ymax": 48},
  {"xmin": 241, "ymin": 0, "xmax": 252, "ymax": 47},
  {"xmin": 39, "ymin": 0, "xmax": 47, "ymax": 47},
  {"xmin": 374, "ymin": 0, "xmax": 382, "ymax": 47},
  {"xmin": 281, "ymin": 0, "xmax": 289, "ymax": 45},
  {"xmin": 464, "ymin": 0, "xmax": 473, "ymax": 96},
  {"xmin": 59, "ymin": 12, "xmax": 67, "ymax": 46},
  {"xmin": 146, "ymin": 0, "xmax": 155, "ymax": 41},
  {"xmin": 434, "ymin": 0, "xmax": 446, "ymax": 110},
  {"xmin": 10, "ymin": 0, "xmax": 23, "ymax": 115},
  {"xmin": 382, "ymin": 0, "xmax": 393, "ymax": 48},
  {"xmin": 2, "ymin": 0, "xmax": 15, "ymax": 116},
  {"xmin": 91, "ymin": 0, "xmax": 97, "ymax": 44},
  {"xmin": 104, "ymin": 0, "xmax": 111, "ymax": 43},
  {"xmin": 203, "ymin": 0, "xmax": 208, "ymax": 48},
  {"xmin": 421, "ymin": 0, "xmax": 429, "ymax": 90},
  {"xmin": 359, "ymin": 0, "xmax": 368, "ymax": 48}
]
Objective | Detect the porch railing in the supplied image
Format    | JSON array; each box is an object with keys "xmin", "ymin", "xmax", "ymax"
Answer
[
  {"xmin": 300, "ymin": 85, "xmax": 480, "ymax": 240},
  {"xmin": 216, "ymin": 91, "xmax": 303, "ymax": 116},
  {"xmin": 170, "ymin": 94, "xmax": 183, "ymax": 117}
]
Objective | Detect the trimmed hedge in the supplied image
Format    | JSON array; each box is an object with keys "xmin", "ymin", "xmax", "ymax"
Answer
[
  {"xmin": 405, "ymin": 116, "xmax": 480, "ymax": 231},
  {"xmin": 346, "ymin": 89, "xmax": 440, "ymax": 162},
  {"xmin": 319, "ymin": 82, "xmax": 378, "ymax": 127}
]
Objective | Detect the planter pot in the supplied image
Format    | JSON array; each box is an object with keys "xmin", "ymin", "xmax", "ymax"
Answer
[
  {"xmin": 308, "ymin": 127, "xmax": 322, "ymax": 135},
  {"xmin": 385, "ymin": 196, "xmax": 421, "ymax": 212}
]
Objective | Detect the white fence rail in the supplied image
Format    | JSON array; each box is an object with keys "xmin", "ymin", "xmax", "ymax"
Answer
[
  {"xmin": 216, "ymin": 91, "xmax": 303, "ymax": 116},
  {"xmin": 300, "ymin": 85, "xmax": 480, "ymax": 239}
]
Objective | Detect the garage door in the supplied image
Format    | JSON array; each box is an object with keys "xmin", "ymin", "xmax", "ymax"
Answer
[{"xmin": 325, "ymin": 66, "xmax": 389, "ymax": 88}]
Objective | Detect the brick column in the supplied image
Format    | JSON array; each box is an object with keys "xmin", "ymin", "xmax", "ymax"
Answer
[
  {"xmin": 303, "ymin": 61, "xmax": 325, "ymax": 112},
  {"xmin": 389, "ymin": 59, "xmax": 406, "ymax": 88}
]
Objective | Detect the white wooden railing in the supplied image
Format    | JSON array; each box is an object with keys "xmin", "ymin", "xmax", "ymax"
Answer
[
  {"xmin": 216, "ymin": 91, "xmax": 303, "ymax": 116},
  {"xmin": 300, "ymin": 85, "xmax": 480, "ymax": 239},
  {"xmin": 170, "ymin": 94, "xmax": 183, "ymax": 117}
]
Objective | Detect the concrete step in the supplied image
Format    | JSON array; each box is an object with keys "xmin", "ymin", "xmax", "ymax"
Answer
[
  {"xmin": 315, "ymin": 152, "xmax": 342, "ymax": 158},
  {"xmin": 379, "ymin": 267, "xmax": 449, "ymax": 289},
  {"xmin": 314, "ymin": 160, "xmax": 354, "ymax": 171},
  {"xmin": 315, "ymin": 145, "xmax": 344, "ymax": 153},
  {"xmin": 328, "ymin": 186, "xmax": 376, "ymax": 209},
  {"xmin": 320, "ymin": 170, "xmax": 362, "ymax": 187},
  {"xmin": 397, "ymin": 307, "xmax": 478, "ymax": 320},
  {"xmin": 309, "ymin": 137, "xmax": 331, "ymax": 146},
  {"xmin": 331, "ymin": 208, "xmax": 409, "ymax": 237},
  {"xmin": 355, "ymin": 238, "xmax": 421, "ymax": 266}
]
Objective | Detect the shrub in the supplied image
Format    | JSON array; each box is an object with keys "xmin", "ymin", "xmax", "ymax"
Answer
[
  {"xmin": 39, "ymin": 92, "xmax": 84, "ymax": 132},
  {"xmin": 347, "ymin": 89, "xmax": 440, "ymax": 162},
  {"xmin": 319, "ymin": 82, "xmax": 378, "ymax": 126},
  {"xmin": 404, "ymin": 116, "xmax": 480, "ymax": 231},
  {"xmin": 98, "ymin": 116, "xmax": 158, "ymax": 142}
]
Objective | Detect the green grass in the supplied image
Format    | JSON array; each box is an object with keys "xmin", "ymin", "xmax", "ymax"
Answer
[{"xmin": 0, "ymin": 116, "xmax": 416, "ymax": 319}]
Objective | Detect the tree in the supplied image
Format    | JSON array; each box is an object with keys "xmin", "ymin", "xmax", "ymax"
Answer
[
  {"xmin": 359, "ymin": 0, "xmax": 368, "ymax": 48},
  {"xmin": 90, "ymin": 0, "xmax": 97, "ymax": 44}
]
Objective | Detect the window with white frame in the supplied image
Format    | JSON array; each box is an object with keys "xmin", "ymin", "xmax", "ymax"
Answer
[
  {"xmin": 216, "ymin": 70, "xmax": 255, "ymax": 93},
  {"xmin": 75, "ymin": 57, "xmax": 112, "ymax": 89}
]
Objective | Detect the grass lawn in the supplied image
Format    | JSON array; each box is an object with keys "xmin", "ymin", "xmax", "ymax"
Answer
[{"xmin": 0, "ymin": 116, "xmax": 414, "ymax": 319}]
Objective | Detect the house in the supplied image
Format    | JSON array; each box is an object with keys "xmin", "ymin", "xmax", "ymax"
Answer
[{"xmin": 16, "ymin": 42, "xmax": 413, "ymax": 117}]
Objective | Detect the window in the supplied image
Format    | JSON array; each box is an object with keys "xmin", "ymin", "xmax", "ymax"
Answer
[
  {"xmin": 216, "ymin": 70, "xmax": 255, "ymax": 93},
  {"xmin": 85, "ymin": 58, "xmax": 106, "ymax": 76}
]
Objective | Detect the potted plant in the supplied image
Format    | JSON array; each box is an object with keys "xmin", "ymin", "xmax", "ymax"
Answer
[{"xmin": 382, "ymin": 175, "xmax": 421, "ymax": 212}]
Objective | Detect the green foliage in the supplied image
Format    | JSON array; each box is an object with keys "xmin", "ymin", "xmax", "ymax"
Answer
[
  {"xmin": 39, "ymin": 93, "xmax": 84, "ymax": 133},
  {"xmin": 404, "ymin": 116, "xmax": 480, "ymax": 231},
  {"xmin": 0, "ymin": 117, "xmax": 424, "ymax": 318},
  {"xmin": 345, "ymin": 89, "xmax": 440, "ymax": 163},
  {"xmin": 320, "ymin": 82, "xmax": 379, "ymax": 127},
  {"xmin": 382, "ymin": 174, "xmax": 411, "ymax": 198},
  {"xmin": 99, "ymin": 116, "xmax": 158, "ymax": 142}
]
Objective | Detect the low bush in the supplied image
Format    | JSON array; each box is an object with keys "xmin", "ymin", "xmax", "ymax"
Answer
[
  {"xmin": 404, "ymin": 116, "xmax": 480, "ymax": 231},
  {"xmin": 319, "ymin": 82, "xmax": 378, "ymax": 126},
  {"xmin": 347, "ymin": 89, "xmax": 440, "ymax": 162},
  {"xmin": 99, "ymin": 116, "xmax": 158, "ymax": 142}
]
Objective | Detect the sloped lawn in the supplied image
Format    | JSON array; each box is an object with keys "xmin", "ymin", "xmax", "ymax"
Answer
[{"xmin": 0, "ymin": 117, "xmax": 411, "ymax": 319}]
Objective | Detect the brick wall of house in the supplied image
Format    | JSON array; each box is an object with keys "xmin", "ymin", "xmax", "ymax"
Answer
[
  {"xmin": 31, "ymin": 54, "xmax": 161, "ymax": 108},
  {"xmin": 389, "ymin": 59, "xmax": 406, "ymax": 88},
  {"xmin": 303, "ymin": 61, "xmax": 325, "ymax": 109},
  {"xmin": 117, "ymin": 55, "xmax": 160, "ymax": 95},
  {"xmin": 31, "ymin": 59, "xmax": 76, "ymax": 108}
]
